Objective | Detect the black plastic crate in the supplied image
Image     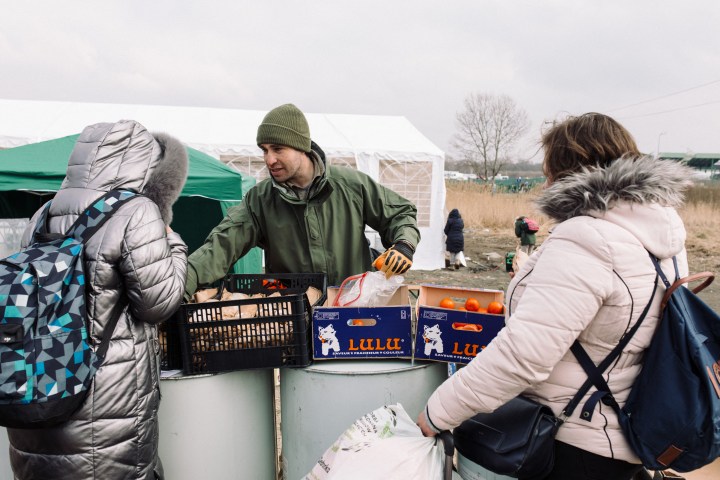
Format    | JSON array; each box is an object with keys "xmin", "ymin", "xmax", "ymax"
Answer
[
  {"xmin": 224, "ymin": 273, "xmax": 327, "ymax": 296},
  {"xmin": 161, "ymin": 273, "xmax": 326, "ymax": 374}
]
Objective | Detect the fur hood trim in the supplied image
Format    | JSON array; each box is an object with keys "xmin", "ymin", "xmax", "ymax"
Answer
[
  {"xmin": 535, "ymin": 155, "xmax": 694, "ymax": 222},
  {"xmin": 143, "ymin": 132, "xmax": 188, "ymax": 224}
]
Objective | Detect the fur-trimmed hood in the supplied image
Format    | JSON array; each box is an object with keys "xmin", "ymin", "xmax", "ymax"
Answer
[
  {"xmin": 536, "ymin": 155, "xmax": 693, "ymax": 222},
  {"xmin": 60, "ymin": 120, "xmax": 188, "ymax": 223},
  {"xmin": 536, "ymin": 155, "xmax": 692, "ymax": 258},
  {"xmin": 143, "ymin": 131, "xmax": 188, "ymax": 223}
]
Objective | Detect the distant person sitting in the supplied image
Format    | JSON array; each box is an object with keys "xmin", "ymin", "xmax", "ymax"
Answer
[
  {"xmin": 444, "ymin": 208, "xmax": 465, "ymax": 269},
  {"xmin": 515, "ymin": 215, "xmax": 537, "ymax": 255}
]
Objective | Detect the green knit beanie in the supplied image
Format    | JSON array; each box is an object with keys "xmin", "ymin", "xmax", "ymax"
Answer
[{"xmin": 256, "ymin": 103, "xmax": 312, "ymax": 153}]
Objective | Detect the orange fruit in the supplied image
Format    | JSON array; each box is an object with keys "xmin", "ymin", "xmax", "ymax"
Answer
[
  {"xmin": 465, "ymin": 298, "xmax": 481, "ymax": 312},
  {"xmin": 262, "ymin": 279, "xmax": 286, "ymax": 289},
  {"xmin": 373, "ymin": 256, "xmax": 384, "ymax": 271},
  {"xmin": 487, "ymin": 301, "xmax": 504, "ymax": 314},
  {"xmin": 439, "ymin": 297, "xmax": 455, "ymax": 309},
  {"xmin": 456, "ymin": 306, "xmax": 466, "ymax": 311},
  {"xmin": 352, "ymin": 319, "xmax": 364, "ymax": 326}
]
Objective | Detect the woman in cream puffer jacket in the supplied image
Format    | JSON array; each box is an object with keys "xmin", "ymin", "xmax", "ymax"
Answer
[
  {"xmin": 419, "ymin": 113, "xmax": 693, "ymax": 479},
  {"xmin": 8, "ymin": 120, "xmax": 188, "ymax": 480}
]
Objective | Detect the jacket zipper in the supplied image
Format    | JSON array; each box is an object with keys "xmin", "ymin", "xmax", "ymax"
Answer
[{"xmin": 507, "ymin": 268, "xmax": 533, "ymax": 317}]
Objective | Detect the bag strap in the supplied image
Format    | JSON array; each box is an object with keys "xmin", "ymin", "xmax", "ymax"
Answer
[
  {"xmin": 652, "ymin": 257, "xmax": 714, "ymax": 309},
  {"xmin": 50, "ymin": 190, "xmax": 138, "ymax": 359},
  {"xmin": 30, "ymin": 202, "xmax": 56, "ymax": 243},
  {"xmin": 66, "ymin": 190, "xmax": 138, "ymax": 242},
  {"xmin": 95, "ymin": 304, "xmax": 125, "ymax": 360},
  {"xmin": 76, "ymin": 191, "xmax": 140, "ymax": 359},
  {"xmin": 561, "ymin": 254, "xmax": 660, "ymax": 421},
  {"xmin": 31, "ymin": 190, "xmax": 138, "ymax": 244}
]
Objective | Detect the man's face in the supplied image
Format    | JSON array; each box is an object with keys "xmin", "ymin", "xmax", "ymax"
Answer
[{"xmin": 259, "ymin": 144, "xmax": 306, "ymax": 184}]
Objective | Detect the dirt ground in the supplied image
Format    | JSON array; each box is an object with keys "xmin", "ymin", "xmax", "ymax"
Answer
[{"xmin": 403, "ymin": 228, "xmax": 720, "ymax": 312}]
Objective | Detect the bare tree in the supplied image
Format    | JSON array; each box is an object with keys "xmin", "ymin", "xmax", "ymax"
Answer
[{"xmin": 451, "ymin": 93, "xmax": 530, "ymax": 182}]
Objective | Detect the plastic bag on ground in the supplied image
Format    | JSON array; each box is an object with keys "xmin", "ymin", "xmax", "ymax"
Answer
[
  {"xmin": 302, "ymin": 403, "xmax": 445, "ymax": 480},
  {"xmin": 456, "ymin": 251, "xmax": 467, "ymax": 267}
]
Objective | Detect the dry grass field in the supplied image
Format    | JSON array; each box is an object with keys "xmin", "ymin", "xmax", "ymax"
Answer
[{"xmin": 404, "ymin": 180, "xmax": 720, "ymax": 312}]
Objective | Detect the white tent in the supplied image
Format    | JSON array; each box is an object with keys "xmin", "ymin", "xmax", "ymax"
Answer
[{"xmin": 0, "ymin": 98, "xmax": 446, "ymax": 270}]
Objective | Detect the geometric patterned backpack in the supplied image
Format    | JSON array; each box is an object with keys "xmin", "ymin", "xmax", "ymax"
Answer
[{"xmin": 0, "ymin": 190, "xmax": 136, "ymax": 429}]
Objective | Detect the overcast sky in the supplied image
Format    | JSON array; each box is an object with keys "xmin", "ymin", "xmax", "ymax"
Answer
[{"xmin": 3, "ymin": 1, "xmax": 719, "ymax": 162}]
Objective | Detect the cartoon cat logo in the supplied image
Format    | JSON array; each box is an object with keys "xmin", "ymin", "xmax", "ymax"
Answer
[
  {"xmin": 423, "ymin": 324, "xmax": 443, "ymax": 355},
  {"xmin": 318, "ymin": 324, "xmax": 340, "ymax": 355}
]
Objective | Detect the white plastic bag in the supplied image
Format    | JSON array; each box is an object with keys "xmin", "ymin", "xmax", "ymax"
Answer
[
  {"xmin": 456, "ymin": 250, "xmax": 467, "ymax": 267},
  {"xmin": 334, "ymin": 271, "xmax": 404, "ymax": 307},
  {"xmin": 303, "ymin": 404, "xmax": 445, "ymax": 480}
]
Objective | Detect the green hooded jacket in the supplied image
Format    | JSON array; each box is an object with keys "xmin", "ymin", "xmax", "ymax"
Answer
[
  {"xmin": 185, "ymin": 146, "xmax": 420, "ymax": 295},
  {"xmin": 514, "ymin": 216, "xmax": 536, "ymax": 246}
]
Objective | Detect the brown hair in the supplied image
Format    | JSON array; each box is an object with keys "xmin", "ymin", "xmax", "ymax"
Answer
[{"xmin": 541, "ymin": 112, "xmax": 641, "ymax": 182}]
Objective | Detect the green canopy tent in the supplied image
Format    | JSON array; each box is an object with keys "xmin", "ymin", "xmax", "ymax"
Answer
[{"xmin": 0, "ymin": 134, "xmax": 261, "ymax": 273}]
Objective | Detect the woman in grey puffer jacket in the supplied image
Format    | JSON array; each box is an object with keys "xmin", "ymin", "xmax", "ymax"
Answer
[{"xmin": 8, "ymin": 120, "xmax": 189, "ymax": 480}]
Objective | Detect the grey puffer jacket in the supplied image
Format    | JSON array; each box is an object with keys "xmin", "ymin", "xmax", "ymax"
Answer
[{"xmin": 9, "ymin": 120, "xmax": 189, "ymax": 480}]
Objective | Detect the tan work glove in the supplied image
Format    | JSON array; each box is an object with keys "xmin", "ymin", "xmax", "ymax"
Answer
[{"xmin": 373, "ymin": 242, "xmax": 414, "ymax": 278}]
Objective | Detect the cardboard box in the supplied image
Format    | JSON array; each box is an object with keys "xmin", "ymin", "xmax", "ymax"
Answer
[
  {"xmin": 312, "ymin": 285, "xmax": 413, "ymax": 360},
  {"xmin": 415, "ymin": 285, "xmax": 505, "ymax": 364}
]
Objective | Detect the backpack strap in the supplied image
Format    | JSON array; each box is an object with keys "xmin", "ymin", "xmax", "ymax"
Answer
[
  {"xmin": 66, "ymin": 190, "xmax": 138, "ymax": 358},
  {"xmin": 561, "ymin": 254, "xmax": 660, "ymax": 421},
  {"xmin": 650, "ymin": 255, "xmax": 715, "ymax": 308},
  {"xmin": 66, "ymin": 190, "xmax": 138, "ymax": 242},
  {"xmin": 30, "ymin": 202, "xmax": 56, "ymax": 244},
  {"xmin": 95, "ymin": 306, "xmax": 123, "ymax": 360},
  {"xmin": 651, "ymin": 254, "xmax": 674, "ymax": 289},
  {"xmin": 79, "ymin": 191, "xmax": 140, "ymax": 358},
  {"xmin": 31, "ymin": 190, "xmax": 138, "ymax": 244}
]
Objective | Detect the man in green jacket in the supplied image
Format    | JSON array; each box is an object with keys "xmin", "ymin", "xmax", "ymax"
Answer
[{"xmin": 185, "ymin": 103, "xmax": 421, "ymax": 298}]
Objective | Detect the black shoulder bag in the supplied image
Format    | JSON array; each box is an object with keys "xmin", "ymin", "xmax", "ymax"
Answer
[{"xmin": 452, "ymin": 273, "xmax": 659, "ymax": 480}]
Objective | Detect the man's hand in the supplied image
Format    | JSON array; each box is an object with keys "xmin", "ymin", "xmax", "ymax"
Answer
[{"xmin": 374, "ymin": 242, "xmax": 414, "ymax": 278}]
